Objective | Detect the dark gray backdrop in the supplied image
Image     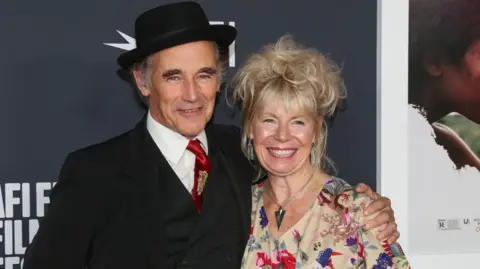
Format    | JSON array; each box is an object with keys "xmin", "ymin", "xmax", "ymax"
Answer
[{"xmin": 0, "ymin": 0, "xmax": 376, "ymax": 266}]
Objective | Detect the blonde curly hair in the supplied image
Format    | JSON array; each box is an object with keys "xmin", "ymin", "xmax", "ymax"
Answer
[{"xmin": 232, "ymin": 35, "xmax": 347, "ymax": 175}]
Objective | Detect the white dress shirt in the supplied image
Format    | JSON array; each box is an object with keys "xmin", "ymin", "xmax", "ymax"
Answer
[{"xmin": 146, "ymin": 111, "xmax": 208, "ymax": 193}]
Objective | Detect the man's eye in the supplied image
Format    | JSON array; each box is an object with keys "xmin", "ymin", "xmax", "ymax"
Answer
[
  {"xmin": 167, "ymin": 76, "xmax": 181, "ymax": 81},
  {"xmin": 199, "ymin": 74, "xmax": 212, "ymax": 79}
]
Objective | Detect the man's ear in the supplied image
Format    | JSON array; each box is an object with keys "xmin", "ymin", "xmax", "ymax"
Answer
[
  {"xmin": 465, "ymin": 39, "xmax": 480, "ymax": 78},
  {"xmin": 132, "ymin": 69, "xmax": 151, "ymax": 97}
]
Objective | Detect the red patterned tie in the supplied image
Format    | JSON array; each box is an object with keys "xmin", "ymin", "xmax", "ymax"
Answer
[{"xmin": 186, "ymin": 139, "xmax": 211, "ymax": 213}]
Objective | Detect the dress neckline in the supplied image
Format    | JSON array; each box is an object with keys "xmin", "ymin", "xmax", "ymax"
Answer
[{"xmin": 254, "ymin": 180, "xmax": 322, "ymax": 240}]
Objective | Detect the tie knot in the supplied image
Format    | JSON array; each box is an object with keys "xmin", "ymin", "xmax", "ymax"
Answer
[{"xmin": 187, "ymin": 139, "xmax": 206, "ymax": 157}]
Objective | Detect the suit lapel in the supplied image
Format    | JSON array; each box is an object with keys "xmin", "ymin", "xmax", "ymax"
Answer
[
  {"xmin": 215, "ymin": 148, "xmax": 251, "ymax": 239},
  {"xmin": 207, "ymin": 127, "xmax": 252, "ymax": 240},
  {"xmin": 187, "ymin": 127, "xmax": 250, "ymax": 246},
  {"xmin": 186, "ymin": 146, "xmax": 222, "ymax": 246},
  {"xmin": 119, "ymin": 116, "xmax": 172, "ymax": 268},
  {"xmin": 118, "ymin": 118, "xmax": 253, "ymax": 264}
]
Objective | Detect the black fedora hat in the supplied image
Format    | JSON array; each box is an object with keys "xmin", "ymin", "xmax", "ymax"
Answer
[{"xmin": 117, "ymin": 1, "xmax": 237, "ymax": 70}]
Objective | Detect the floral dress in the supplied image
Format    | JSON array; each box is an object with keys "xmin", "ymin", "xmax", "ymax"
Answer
[{"xmin": 241, "ymin": 177, "xmax": 410, "ymax": 269}]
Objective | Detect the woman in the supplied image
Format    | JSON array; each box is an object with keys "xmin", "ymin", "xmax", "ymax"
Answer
[{"xmin": 233, "ymin": 36, "xmax": 410, "ymax": 268}]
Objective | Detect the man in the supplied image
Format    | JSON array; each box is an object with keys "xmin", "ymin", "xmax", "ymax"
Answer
[
  {"xmin": 23, "ymin": 2, "xmax": 399, "ymax": 269},
  {"xmin": 409, "ymin": 0, "xmax": 480, "ymax": 169}
]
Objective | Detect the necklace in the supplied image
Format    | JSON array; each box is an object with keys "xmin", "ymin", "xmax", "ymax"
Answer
[{"xmin": 264, "ymin": 170, "xmax": 316, "ymax": 229}]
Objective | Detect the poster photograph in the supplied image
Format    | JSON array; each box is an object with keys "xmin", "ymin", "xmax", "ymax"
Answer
[{"xmin": 407, "ymin": 0, "xmax": 480, "ymax": 255}]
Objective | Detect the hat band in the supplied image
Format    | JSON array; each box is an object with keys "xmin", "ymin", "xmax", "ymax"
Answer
[{"xmin": 137, "ymin": 26, "xmax": 210, "ymax": 48}]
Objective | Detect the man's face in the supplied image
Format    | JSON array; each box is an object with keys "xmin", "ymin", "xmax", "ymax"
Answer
[{"xmin": 135, "ymin": 41, "xmax": 220, "ymax": 139}]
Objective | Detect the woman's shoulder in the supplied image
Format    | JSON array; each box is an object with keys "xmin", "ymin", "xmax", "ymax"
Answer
[
  {"xmin": 320, "ymin": 176, "xmax": 374, "ymax": 217},
  {"xmin": 322, "ymin": 176, "xmax": 372, "ymax": 198},
  {"xmin": 322, "ymin": 176, "xmax": 354, "ymax": 195}
]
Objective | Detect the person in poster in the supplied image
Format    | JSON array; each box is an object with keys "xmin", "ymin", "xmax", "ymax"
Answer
[
  {"xmin": 408, "ymin": 0, "xmax": 480, "ymax": 256},
  {"xmin": 409, "ymin": 0, "xmax": 480, "ymax": 170}
]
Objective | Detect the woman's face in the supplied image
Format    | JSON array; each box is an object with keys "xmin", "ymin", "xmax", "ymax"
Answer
[{"xmin": 251, "ymin": 100, "xmax": 318, "ymax": 177}]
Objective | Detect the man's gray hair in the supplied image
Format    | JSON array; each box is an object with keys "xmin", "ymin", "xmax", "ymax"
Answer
[{"xmin": 130, "ymin": 41, "xmax": 226, "ymax": 106}]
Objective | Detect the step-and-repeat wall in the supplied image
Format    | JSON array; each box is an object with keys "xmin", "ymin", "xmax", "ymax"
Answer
[{"xmin": 0, "ymin": 0, "xmax": 378, "ymax": 267}]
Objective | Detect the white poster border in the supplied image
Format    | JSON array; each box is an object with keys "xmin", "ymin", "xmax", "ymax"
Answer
[{"xmin": 377, "ymin": 0, "xmax": 479, "ymax": 267}]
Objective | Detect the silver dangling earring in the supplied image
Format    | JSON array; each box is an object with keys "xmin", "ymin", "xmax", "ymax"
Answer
[
  {"xmin": 247, "ymin": 138, "xmax": 255, "ymax": 160},
  {"xmin": 310, "ymin": 142, "xmax": 317, "ymax": 164}
]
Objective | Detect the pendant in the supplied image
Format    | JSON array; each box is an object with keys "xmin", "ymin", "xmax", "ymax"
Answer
[
  {"xmin": 275, "ymin": 207, "xmax": 286, "ymax": 229},
  {"xmin": 196, "ymin": 171, "xmax": 209, "ymax": 196}
]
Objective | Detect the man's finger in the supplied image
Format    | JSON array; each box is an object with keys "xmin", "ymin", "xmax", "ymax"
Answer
[
  {"xmin": 383, "ymin": 196, "xmax": 392, "ymax": 207},
  {"xmin": 365, "ymin": 211, "xmax": 391, "ymax": 229},
  {"xmin": 370, "ymin": 191, "xmax": 381, "ymax": 200},
  {"xmin": 355, "ymin": 183, "xmax": 369, "ymax": 193},
  {"xmin": 377, "ymin": 222, "xmax": 398, "ymax": 241},
  {"xmin": 364, "ymin": 197, "xmax": 389, "ymax": 215},
  {"xmin": 356, "ymin": 183, "xmax": 377, "ymax": 200},
  {"xmin": 387, "ymin": 231, "xmax": 401, "ymax": 244}
]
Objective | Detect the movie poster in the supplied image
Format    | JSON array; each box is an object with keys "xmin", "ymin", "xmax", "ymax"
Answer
[{"xmin": 408, "ymin": 0, "xmax": 480, "ymax": 255}]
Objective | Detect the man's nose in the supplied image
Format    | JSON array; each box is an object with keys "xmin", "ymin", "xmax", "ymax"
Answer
[{"xmin": 182, "ymin": 80, "xmax": 199, "ymax": 102}]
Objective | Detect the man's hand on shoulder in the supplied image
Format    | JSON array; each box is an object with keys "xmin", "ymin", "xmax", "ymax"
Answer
[{"xmin": 355, "ymin": 183, "xmax": 399, "ymax": 244}]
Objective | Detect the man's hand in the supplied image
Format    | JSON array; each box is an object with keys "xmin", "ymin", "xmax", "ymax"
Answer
[{"xmin": 355, "ymin": 183, "xmax": 399, "ymax": 244}]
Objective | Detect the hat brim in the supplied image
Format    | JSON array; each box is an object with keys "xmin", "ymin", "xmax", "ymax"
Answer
[{"xmin": 117, "ymin": 25, "xmax": 236, "ymax": 70}]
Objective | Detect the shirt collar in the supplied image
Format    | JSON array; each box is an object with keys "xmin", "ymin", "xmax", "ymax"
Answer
[{"xmin": 146, "ymin": 111, "xmax": 208, "ymax": 165}]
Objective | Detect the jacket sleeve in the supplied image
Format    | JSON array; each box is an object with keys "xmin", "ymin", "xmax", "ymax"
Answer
[{"xmin": 22, "ymin": 153, "xmax": 106, "ymax": 269}]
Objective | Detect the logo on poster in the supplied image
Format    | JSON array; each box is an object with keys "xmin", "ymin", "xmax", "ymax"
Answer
[
  {"xmin": 475, "ymin": 218, "xmax": 480, "ymax": 232},
  {"xmin": 437, "ymin": 219, "xmax": 461, "ymax": 230},
  {"xmin": 437, "ymin": 218, "xmax": 480, "ymax": 231},
  {"xmin": 104, "ymin": 21, "xmax": 236, "ymax": 68}
]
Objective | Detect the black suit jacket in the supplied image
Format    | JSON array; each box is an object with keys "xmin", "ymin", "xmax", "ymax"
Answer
[{"xmin": 22, "ymin": 117, "xmax": 255, "ymax": 269}]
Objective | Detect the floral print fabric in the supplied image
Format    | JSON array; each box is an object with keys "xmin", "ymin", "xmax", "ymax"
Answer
[{"xmin": 241, "ymin": 177, "xmax": 410, "ymax": 269}]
